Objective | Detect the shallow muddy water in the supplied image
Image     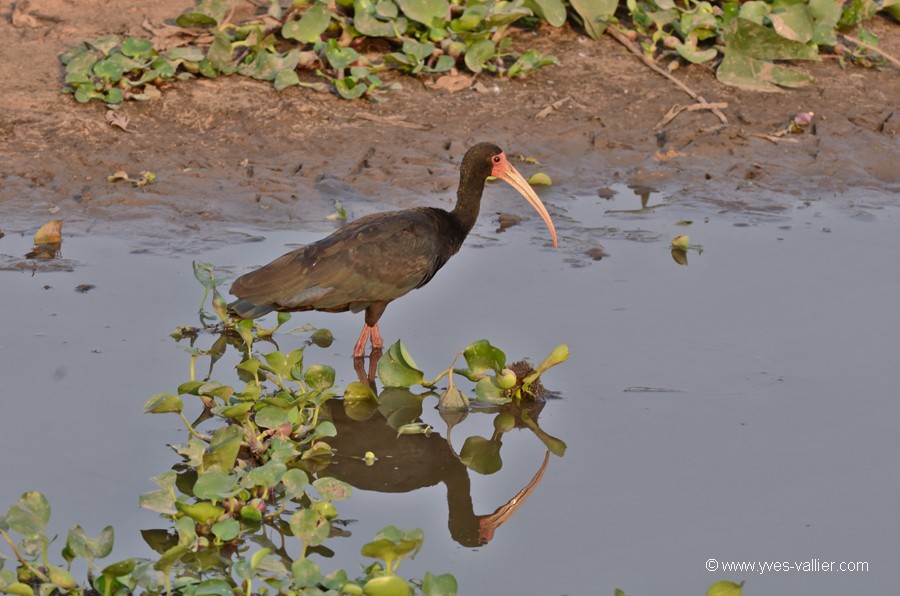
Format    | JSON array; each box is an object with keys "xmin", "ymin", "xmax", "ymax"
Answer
[{"xmin": 1, "ymin": 186, "xmax": 898, "ymax": 594}]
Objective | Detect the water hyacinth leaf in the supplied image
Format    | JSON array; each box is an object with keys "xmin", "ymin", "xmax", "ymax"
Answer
[
  {"xmin": 313, "ymin": 477, "xmax": 353, "ymax": 501},
  {"xmin": 5, "ymin": 492, "xmax": 51, "ymax": 536},
  {"xmin": 211, "ymin": 518, "xmax": 240, "ymax": 542},
  {"xmin": 274, "ymin": 69, "xmax": 300, "ymax": 90},
  {"xmin": 768, "ymin": 4, "xmax": 815, "ymax": 43},
  {"xmin": 458, "ymin": 339, "xmax": 505, "ymax": 380},
  {"xmin": 167, "ymin": 46, "xmax": 206, "ymax": 62},
  {"xmin": 255, "ymin": 404, "xmax": 290, "ymax": 429},
  {"xmin": 304, "ymin": 364, "xmax": 336, "ymax": 389},
  {"xmin": 474, "ymin": 376, "xmax": 509, "ymax": 404},
  {"xmin": 452, "ymin": 4, "xmax": 488, "ymax": 30},
  {"xmin": 431, "ymin": 54, "xmax": 455, "ymax": 72},
  {"xmin": 101, "ymin": 558, "xmax": 137, "ymax": 578},
  {"xmin": 485, "ymin": 6, "xmax": 531, "ymax": 28},
  {"xmin": 459, "ymin": 435, "xmax": 503, "ymax": 474},
  {"xmin": 292, "ymin": 558, "xmax": 322, "ymax": 588},
  {"xmin": 175, "ymin": 501, "xmax": 225, "ymax": 525},
  {"xmin": 675, "ymin": 40, "xmax": 718, "ymax": 64},
  {"xmin": 63, "ymin": 525, "xmax": 115, "ymax": 563},
  {"xmin": 335, "ymin": 77, "xmax": 369, "ymax": 99},
  {"xmin": 524, "ymin": 0, "xmax": 566, "ymax": 26},
  {"xmin": 423, "ymin": 572, "xmax": 459, "ymax": 596},
  {"xmin": 508, "ymin": 50, "xmax": 558, "ymax": 77},
  {"xmin": 738, "ymin": 0, "xmax": 769, "ymax": 23},
  {"xmin": 122, "ymin": 37, "xmax": 154, "ymax": 59},
  {"xmin": 290, "ymin": 509, "xmax": 330, "ymax": 547},
  {"xmin": 282, "ymin": 468, "xmax": 310, "ymax": 499},
  {"xmin": 808, "ymin": 0, "xmax": 841, "ymax": 44},
  {"xmin": 717, "ymin": 52, "xmax": 815, "ymax": 91},
  {"xmin": 93, "ymin": 58, "xmax": 125, "ymax": 81},
  {"xmin": 206, "ymin": 31, "xmax": 234, "ymax": 71},
  {"xmin": 144, "ymin": 392, "xmax": 183, "ymax": 414},
  {"xmin": 325, "ymin": 39, "xmax": 360, "ymax": 70},
  {"xmin": 217, "ymin": 401, "xmax": 253, "ymax": 419},
  {"xmin": 48, "ymin": 566, "xmax": 77, "ymax": 591},
  {"xmin": 88, "ymin": 35, "xmax": 120, "ymax": 56},
  {"xmin": 569, "ymin": 0, "xmax": 616, "ymax": 38},
  {"xmin": 244, "ymin": 460, "xmax": 287, "ymax": 490},
  {"xmin": 377, "ymin": 341, "xmax": 425, "ymax": 387},
  {"xmin": 316, "ymin": 420, "xmax": 338, "ymax": 438},
  {"xmin": 263, "ymin": 350, "xmax": 289, "ymax": 375},
  {"xmin": 282, "ymin": 4, "xmax": 331, "ymax": 43},
  {"xmin": 177, "ymin": 0, "xmax": 232, "ymax": 27},
  {"xmin": 396, "ymin": 0, "xmax": 448, "ymax": 26},
  {"xmin": 722, "ymin": 18, "xmax": 820, "ymax": 61},
  {"xmin": 464, "ymin": 39, "xmax": 495, "ymax": 73},
  {"xmin": 203, "ymin": 424, "xmax": 243, "ymax": 473},
  {"xmin": 193, "ymin": 470, "xmax": 239, "ymax": 500},
  {"xmin": 355, "ymin": 0, "xmax": 406, "ymax": 38}
]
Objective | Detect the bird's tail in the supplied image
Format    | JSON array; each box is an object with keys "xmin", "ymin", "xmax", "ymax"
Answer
[{"xmin": 228, "ymin": 298, "xmax": 276, "ymax": 320}]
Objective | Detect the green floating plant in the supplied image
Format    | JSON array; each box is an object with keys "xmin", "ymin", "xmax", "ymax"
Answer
[{"xmin": 377, "ymin": 338, "xmax": 570, "ymax": 410}]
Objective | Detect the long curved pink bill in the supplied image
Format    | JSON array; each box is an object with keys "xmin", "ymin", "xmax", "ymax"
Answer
[{"xmin": 494, "ymin": 157, "xmax": 558, "ymax": 248}]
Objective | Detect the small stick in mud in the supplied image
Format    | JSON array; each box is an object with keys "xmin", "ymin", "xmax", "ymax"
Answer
[{"xmin": 606, "ymin": 26, "xmax": 728, "ymax": 126}]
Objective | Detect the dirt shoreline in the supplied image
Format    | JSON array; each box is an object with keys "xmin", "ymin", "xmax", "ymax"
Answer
[{"xmin": 1, "ymin": 0, "xmax": 897, "ymax": 246}]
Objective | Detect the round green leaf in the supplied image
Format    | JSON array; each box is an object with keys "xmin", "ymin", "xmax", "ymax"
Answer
[
  {"xmin": 464, "ymin": 39, "xmax": 495, "ymax": 73},
  {"xmin": 211, "ymin": 518, "xmax": 240, "ymax": 542},
  {"xmin": 193, "ymin": 471, "xmax": 239, "ymax": 500},
  {"xmin": 524, "ymin": 0, "xmax": 566, "ymax": 26},
  {"xmin": 289, "ymin": 509, "xmax": 330, "ymax": 547},
  {"xmin": 312, "ymin": 477, "xmax": 353, "ymax": 501},
  {"xmin": 255, "ymin": 404, "xmax": 290, "ymax": 429},
  {"xmin": 292, "ymin": 558, "xmax": 322, "ymax": 588},
  {"xmin": 143, "ymin": 392, "xmax": 183, "ymax": 414},
  {"xmin": 282, "ymin": 4, "xmax": 331, "ymax": 43},
  {"xmin": 396, "ymin": 0, "xmax": 448, "ymax": 26},
  {"xmin": 121, "ymin": 37, "xmax": 155, "ymax": 58},
  {"xmin": 304, "ymin": 364, "xmax": 336, "ymax": 390}
]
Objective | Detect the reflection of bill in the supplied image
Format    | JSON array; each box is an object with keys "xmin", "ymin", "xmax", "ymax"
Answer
[{"xmin": 325, "ymin": 401, "xmax": 559, "ymax": 547}]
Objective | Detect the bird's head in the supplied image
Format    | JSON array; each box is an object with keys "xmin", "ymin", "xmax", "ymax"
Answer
[{"xmin": 464, "ymin": 143, "xmax": 558, "ymax": 248}]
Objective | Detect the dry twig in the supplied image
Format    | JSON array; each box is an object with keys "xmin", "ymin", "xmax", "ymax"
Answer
[
  {"xmin": 841, "ymin": 34, "xmax": 900, "ymax": 69},
  {"xmin": 606, "ymin": 26, "xmax": 728, "ymax": 125}
]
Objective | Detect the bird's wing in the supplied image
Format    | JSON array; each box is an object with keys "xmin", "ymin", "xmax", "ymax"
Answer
[{"xmin": 230, "ymin": 209, "xmax": 449, "ymax": 312}]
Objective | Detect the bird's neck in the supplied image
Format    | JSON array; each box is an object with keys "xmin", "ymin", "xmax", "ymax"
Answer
[{"xmin": 450, "ymin": 170, "xmax": 487, "ymax": 235}]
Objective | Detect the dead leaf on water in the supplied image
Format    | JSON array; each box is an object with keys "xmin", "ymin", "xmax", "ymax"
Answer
[{"xmin": 34, "ymin": 219, "xmax": 63, "ymax": 244}]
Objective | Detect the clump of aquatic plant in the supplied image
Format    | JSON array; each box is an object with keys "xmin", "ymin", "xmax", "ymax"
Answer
[
  {"xmin": 0, "ymin": 305, "xmax": 457, "ymax": 595},
  {"xmin": 371, "ymin": 338, "xmax": 569, "ymax": 412}
]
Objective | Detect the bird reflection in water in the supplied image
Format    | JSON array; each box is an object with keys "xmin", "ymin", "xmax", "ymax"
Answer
[{"xmin": 324, "ymin": 396, "xmax": 563, "ymax": 547}]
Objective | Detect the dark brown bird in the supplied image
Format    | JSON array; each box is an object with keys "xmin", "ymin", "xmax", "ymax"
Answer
[{"xmin": 229, "ymin": 143, "xmax": 558, "ymax": 358}]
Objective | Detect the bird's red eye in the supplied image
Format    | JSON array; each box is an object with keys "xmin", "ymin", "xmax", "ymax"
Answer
[{"xmin": 492, "ymin": 155, "xmax": 501, "ymax": 164}]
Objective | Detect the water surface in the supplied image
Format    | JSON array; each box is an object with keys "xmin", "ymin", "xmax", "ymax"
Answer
[{"xmin": 1, "ymin": 187, "xmax": 897, "ymax": 594}]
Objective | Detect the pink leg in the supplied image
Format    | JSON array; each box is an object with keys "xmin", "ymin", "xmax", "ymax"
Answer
[
  {"xmin": 353, "ymin": 325, "xmax": 372, "ymax": 358},
  {"xmin": 370, "ymin": 324, "xmax": 384, "ymax": 350}
]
